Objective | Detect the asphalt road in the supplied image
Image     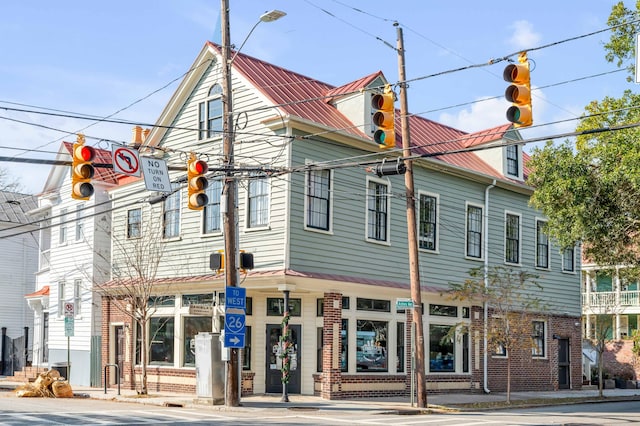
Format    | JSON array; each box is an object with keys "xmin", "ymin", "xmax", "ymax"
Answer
[{"xmin": 2, "ymin": 390, "xmax": 640, "ymax": 425}]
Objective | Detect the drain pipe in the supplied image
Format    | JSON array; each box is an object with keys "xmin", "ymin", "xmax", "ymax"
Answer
[{"xmin": 483, "ymin": 180, "xmax": 496, "ymax": 394}]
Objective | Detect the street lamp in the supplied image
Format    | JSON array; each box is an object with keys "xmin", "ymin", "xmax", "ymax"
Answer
[
  {"xmin": 220, "ymin": 1, "xmax": 285, "ymax": 407},
  {"xmin": 230, "ymin": 10, "xmax": 287, "ymax": 64}
]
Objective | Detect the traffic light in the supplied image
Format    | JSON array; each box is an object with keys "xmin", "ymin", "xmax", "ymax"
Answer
[
  {"xmin": 187, "ymin": 154, "xmax": 208, "ymax": 210},
  {"xmin": 71, "ymin": 134, "xmax": 95, "ymax": 200},
  {"xmin": 371, "ymin": 85, "xmax": 396, "ymax": 149},
  {"xmin": 503, "ymin": 52, "xmax": 532, "ymax": 128}
]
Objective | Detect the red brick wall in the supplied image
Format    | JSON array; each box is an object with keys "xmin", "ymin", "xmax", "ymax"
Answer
[
  {"xmin": 604, "ymin": 341, "xmax": 639, "ymax": 380},
  {"xmin": 476, "ymin": 310, "xmax": 582, "ymax": 392}
]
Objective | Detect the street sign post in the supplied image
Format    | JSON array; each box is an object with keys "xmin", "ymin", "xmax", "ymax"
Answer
[
  {"xmin": 396, "ymin": 298, "xmax": 414, "ymax": 309},
  {"xmin": 224, "ymin": 286, "xmax": 246, "ymax": 348}
]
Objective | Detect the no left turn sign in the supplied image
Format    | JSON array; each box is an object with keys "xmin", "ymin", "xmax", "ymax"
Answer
[{"xmin": 112, "ymin": 146, "xmax": 141, "ymax": 177}]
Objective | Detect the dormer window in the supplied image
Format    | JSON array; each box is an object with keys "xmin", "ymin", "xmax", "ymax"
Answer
[{"xmin": 506, "ymin": 145, "xmax": 519, "ymax": 177}]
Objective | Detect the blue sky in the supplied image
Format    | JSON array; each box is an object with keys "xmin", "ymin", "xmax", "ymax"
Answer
[{"xmin": 0, "ymin": 1, "xmax": 632, "ymax": 194}]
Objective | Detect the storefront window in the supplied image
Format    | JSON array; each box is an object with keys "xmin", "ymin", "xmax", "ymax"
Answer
[
  {"xmin": 429, "ymin": 324, "xmax": 454, "ymax": 372},
  {"xmin": 150, "ymin": 317, "xmax": 174, "ymax": 365},
  {"xmin": 183, "ymin": 317, "xmax": 212, "ymax": 366},
  {"xmin": 266, "ymin": 298, "xmax": 301, "ymax": 316},
  {"xmin": 356, "ymin": 320, "xmax": 387, "ymax": 372}
]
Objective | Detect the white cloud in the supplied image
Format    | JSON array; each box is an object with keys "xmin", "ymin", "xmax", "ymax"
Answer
[
  {"xmin": 508, "ymin": 20, "xmax": 542, "ymax": 50},
  {"xmin": 438, "ymin": 96, "xmax": 509, "ymax": 133}
]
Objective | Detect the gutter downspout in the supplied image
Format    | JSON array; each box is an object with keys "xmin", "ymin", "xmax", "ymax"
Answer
[{"xmin": 483, "ymin": 180, "xmax": 496, "ymax": 394}]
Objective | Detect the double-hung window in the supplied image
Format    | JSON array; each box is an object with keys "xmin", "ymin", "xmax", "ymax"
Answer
[
  {"xmin": 562, "ymin": 246, "xmax": 575, "ymax": 272},
  {"xmin": 305, "ymin": 169, "xmax": 331, "ymax": 231},
  {"xmin": 532, "ymin": 321, "xmax": 546, "ymax": 357},
  {"xmin": 535, "ymin": 219, "xmax": 549, "ymax": 268},
  {"xmin": 506, "ymin": 145, "xmax": 519, "ymax": 177},
  {"xmin": 505, "ymin": 212, "xmax": 520, "ymax": 264},
  {"xmin": 59, "ymin": 208, "xmax": 67, "ymax": 245},
  {"xmin": 203, "ymin": 179, "xmax": 222, "ymax": 234},
  {"xmin": 198, "ymin": 84, "xmax": 223, "ymax": 140},
  {"xmin": 466, "ymin": 205, "xmax": 482, "ymax": 258},
  {"xmin": 57, "ymin": 281, "xmax": 66, "ymax": 317},
  {"xmin": 248, "ymin": 175, "xmax": 269, "ymax": 228},
  {"xmin": 75, "ymin": 206, "xmax": 83, "ymax": 241},
  {"xmin": 74, "ymin": 278, "xmax": 82, "ymax": 317},
  {"xmin": 366, "ymin": 179, "xmax": 389, "ymax": 242},
  {"xmin": 419, "ymin": 193, "xmax": 437, "ymax": 250},
  {"xmin": 163, "ymin": 186, "xmax": 180, "ymax": 239},
  {"xmin": 127, "ymin": 208, "xmax": 141, "ymax": 239}
]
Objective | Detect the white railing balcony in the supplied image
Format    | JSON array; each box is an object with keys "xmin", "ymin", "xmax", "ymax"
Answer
[{"xmin": 582, "ymin": 291, "xmax": 640, "ymax": 309}]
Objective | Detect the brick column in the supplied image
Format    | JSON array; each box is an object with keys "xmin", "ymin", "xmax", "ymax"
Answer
[{"xmin": 321, "ymin": 292, "xmax": 342, "ymax": 399}]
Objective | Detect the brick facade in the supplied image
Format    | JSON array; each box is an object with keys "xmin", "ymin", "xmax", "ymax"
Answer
[{"xmin": 102, "ymin": 292, "xmax": 582, "ymax": 398}]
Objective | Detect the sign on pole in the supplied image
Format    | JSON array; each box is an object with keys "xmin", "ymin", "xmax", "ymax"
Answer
[
  {"xmin": 112, "ymin": 146, "xmax": 141, "ymax": 177},
  {"xmin": 65, "ymin": 317, "xmax": 74, "ymax": 337},
  {"xmin": 224, "ymin": 286, "xmax": 246, "ymax": 348},
  {"xmin": 64, "ymin": 302, "xmax": 74, "ymax": 318},
  {"xmin": 396, "ymin": 298, "xmax": 414, "ymax": 309},
  {"xmin": 141, "ymin": 157, "xmax": 172, "ymax": 193}
]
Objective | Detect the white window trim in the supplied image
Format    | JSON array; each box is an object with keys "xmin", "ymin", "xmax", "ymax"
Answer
[
  {"xmin": 503, "ymin": 210, "xmax": 522, "ymax": 266},
  {"xmin": 73, "ymin": 278, "xmax": 82, "ymax": 319},
  {"xmin": 561, "ymin": 246, "xmax": 577, "ymax": 274},
  {"xmin": 464, "ymin": 202, "xmax": 484, "ymax": 261},
  {"xmin": 57, "ymin": 281, "xmax": 66, "ymax": 318},
  {"xmin": 126, "ymin": 208, "xmax": 142, "ymax": 240},
  {"xmin": 58, "ymin": 208, "xmax": 68, "ymax": 246},
  {"xmin": 534, "ymin": 217, "xmax": 551, "ymax": 270},
  {"xmin": 531, "ymin": 320, "xmax": 548, "ymax": 359},
  {"xmin": 364, "ymin": 176, "xmax": 391, "ymax": 245},
  {"xmin": 75, "ymin": 206, "xmax": 83, "ymax": 242},
  {"xmin": 504, "ymin": 144, "xmax": 523, "ymax": 180},
  {"xmin": 201, "ymin": 179, "xmax": 224, "ymax": 237},
  {"xmin": 417, "ymin": 190, "xmax": 440, "ymax": 253},
  {"xmin": 162, "ymin": 187, "xmax": 182, "ymax": 241},
  {"xmin": 245, "ymin": 175, "xmax": 271, "ymax": 231},
  {"xmin": 303, "ymin": 162, "xmax": 334, "ymax": 234}
]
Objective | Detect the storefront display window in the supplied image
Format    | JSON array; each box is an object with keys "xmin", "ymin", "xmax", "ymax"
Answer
[
  {"xmin": 356, "ymin": 320, "xmax": 387, "ymax": 372},
  {"xmin": 183, "ymin": 317, "xmax": 212, "ymax": 366},
  {"xmin": 429, "ymin": 324, "xmax": 454, "ymax": 372},
  {"xmin": 150, "ymin": 317, "xmax": 174, "ymax": 365}
]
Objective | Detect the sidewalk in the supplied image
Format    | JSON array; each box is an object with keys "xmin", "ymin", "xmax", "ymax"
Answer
[{"xmin": 2, "ymin": 377, "xmax": 640, "ymax": 414}]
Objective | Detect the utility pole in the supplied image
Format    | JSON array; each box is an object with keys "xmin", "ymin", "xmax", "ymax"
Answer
[
  {"xmin": 220, "ymin": 0, "xmax": 240, "ymax": 407},
  {"xmin": 395, "ymin": 23, "xmax": 427, "ymax": 408}
]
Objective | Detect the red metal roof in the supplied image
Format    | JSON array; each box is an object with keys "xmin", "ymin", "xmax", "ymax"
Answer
[{"xmin": 206, "ymin": 43, "xmax": 525, "ymax": 182}]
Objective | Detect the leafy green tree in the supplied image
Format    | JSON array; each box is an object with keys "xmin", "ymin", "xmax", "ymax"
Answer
[{"xmin": 528, "ymin": 1, "xmax": 640, "ymax": 269}]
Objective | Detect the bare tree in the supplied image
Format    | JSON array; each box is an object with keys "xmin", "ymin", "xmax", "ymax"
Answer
[
  {"xmin": 589, "ymin": 314, "xmax": 614, "ymax": 397},
  {"xmin": 93, "ymin": 209, "xmax": 167, "ymax": 395},
  {"xmin": 447, "ymin": 266, "xmax": 544, "ymax": 404},
  {"xmin": 0, "ymin": 168, "xmax": 22, "ymax": 192}
]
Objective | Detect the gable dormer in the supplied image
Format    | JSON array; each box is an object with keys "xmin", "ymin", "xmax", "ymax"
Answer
[
  {"xmin": 326, "ymin": 72, "xmax": 389, "ymax": 148},
  {"xmin": 464, "ymin": 124, "xmax": 524, "ymax": 182}
]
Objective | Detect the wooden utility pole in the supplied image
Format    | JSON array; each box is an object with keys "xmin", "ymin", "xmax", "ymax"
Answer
[
  {"xmin": 220, "ymin": 0, "xmax": 240, "ymax": 407},
  {"xmin": 395, "ymin": 23, "xmax": 427, "ymax": 408}
]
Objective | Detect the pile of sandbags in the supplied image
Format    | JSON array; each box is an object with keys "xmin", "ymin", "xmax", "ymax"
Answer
[{"xmin": 15, "ymin": 369, "xmax": 73, "ymax": 398}]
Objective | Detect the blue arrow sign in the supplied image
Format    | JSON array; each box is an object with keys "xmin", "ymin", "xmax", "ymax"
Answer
[{"xmin": 224, "ymin": 332, "xmax": 245, "ymax": 348}]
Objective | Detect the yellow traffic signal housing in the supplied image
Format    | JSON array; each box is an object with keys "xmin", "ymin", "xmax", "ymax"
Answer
[
  {"xmin": 503, "ymin": 52, "xmax": 532, "ymax": 128},
  {"xmin": 371, "ymin": 86, "xmax": 396, "ymax": 149},
  {"xmin": 71, "ymin": 134, "xmax": 95, "ymax": 200},
  {"xmin": 187, "ymin": 154, "xmax": 209, "ymax": 210}
]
